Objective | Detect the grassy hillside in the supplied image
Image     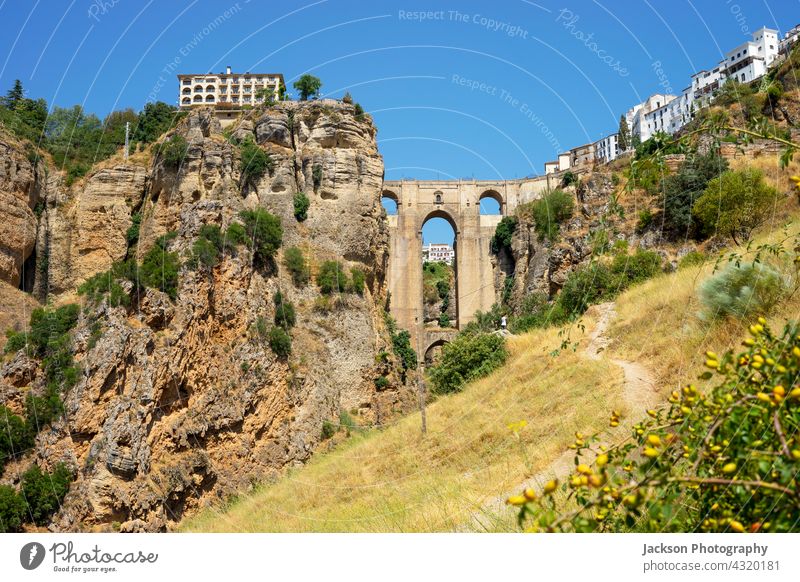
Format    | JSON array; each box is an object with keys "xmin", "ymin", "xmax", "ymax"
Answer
[{"xmin": 183, "ymin": 213, "xmax": 800, "ymax": 532}]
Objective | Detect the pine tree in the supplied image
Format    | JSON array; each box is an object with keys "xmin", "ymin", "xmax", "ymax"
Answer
[
  {"xmin": 3, "ymin": 80, "xmax": 24, "ymax": 109},
  {"xmin": 618, "ymin": 114, "xmax": 630, "ymax": 151}
]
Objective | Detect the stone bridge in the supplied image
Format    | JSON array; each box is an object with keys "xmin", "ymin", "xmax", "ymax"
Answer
[{"xmin": 383, "ymin": 176, "xmax": 561, "ymax": 356}]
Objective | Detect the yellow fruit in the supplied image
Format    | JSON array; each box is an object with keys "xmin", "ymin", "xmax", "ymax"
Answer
[
  {"xmin": 750, "ymin": 324, "xmax": 763, "ymax": 335},
  {"xmin": 758, "ymin": 317, "xmax": 767, "ymax": 325},
  {"xmin": 596, "ymin": 454, "xmax": 609, "ymax": 467},
  {"xmin": 756, "ymin": 392, "xmax": 771, "ymax": 402},
  {"xmin": 743, "ymin": 338, "xmax": 755, "ymax": 347},
  {"xmin": 588, "ymin": 474, "xmax": 604, "ymax": 488},
  {"xmin": 646, "ymin": 409, "xmax": 657, "ymax": 418},
  {"xmin": 705, "ymin": 359, "xmax": 719, "ymax": 369},
  {"xmin": 579, "ymin": 475, "xmax": 589, "ymax": 486},
  {"xmin": 610, "ymin": 421, "xmax": 619, "ymax": 427},
  {"xmin": 647, "ymin": 434, "xmax": 661, "ymax": 447},
  {"xmin": 643, "ymin": 447, "xmax": 659, "ymax": 458},
  {"xmin": 774, "ymin": 386, "xmax": 785, "ymax": 396},
  {"xmin": 791, "ymin": 450, "xmax": 800, "ymax": 460},
  {"xmin": 790, "ymin": 175, "xmax": 800, "ymax": 183},
  {"xmin": 523, "ymin": 488, "xmax": 537, "ymax": 501},
  {"xmin": 577, "ymin": 464, "xmax": 592, "ymax": 475},
  {"xmin": 507, "ymin": 495, "xmax": 527, "ymax": 506},
  {"xmin": 681, "ymin": 406, "xmax": 692, "ymax": 415},
  {"xmin": 793, "ymin": 346, "xmax": 800, "ymax": 358},
  {"xmin": 705, "ymin": 351, "xmax": 718, "ymax": 360},
  {"xmin": 753, "ymin": 354, "xmax": 764, "ymax": 363},
  {"xmin": 729, "ymin": 520, "xmax": 745, "ymax": 533},
  {"xmin": 790, "ymin": 388, "xmax": 800, "ymax": 399},
  {"xmin": 722, "ymin": 462, "xmax": 737, "ymax": 474},
  {"xmin": 543, "ymin": 480, "xmax": 558, "ymax": 494}
]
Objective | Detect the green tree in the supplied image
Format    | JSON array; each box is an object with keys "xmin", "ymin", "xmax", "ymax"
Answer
[
  {"xmin": 133, "ymin": 101, "xmax": 179, "ymax": 143},
  {"xmin": 0, "ymin": 485, "xmax": 26, "ymax": 532},
  {"xmin": 20, "ymin": 463, "xmax": 73, "ymax": 525},
  {"xmin": 2, "ymin": 79, "xmax": 24, "ymax": 109},
  {"xmin": 660, "ymin": 150, "xmax": 728, "ymax": 239},
  {"xmin": 618, "ymin": 114, "xmax": 630, "ymax": 151},
  {"xmin": 159, "ymin": 134, "xmax": 188, "ymax": 169},
  {"xmin": 293, "ymin": 74, "xmax": 322, "ymax": 101},
  {"xmin": 428, "ymin": 331, "xmax": 507, "ymax": 394},
  {"xmin": 139, "ymin": 233, "xmax": 181, "ymax": 299},
  {"xmin": 693, "ymin": 168, "xmax": 780, "ymax": 243},
  {"xmin": 267, "ymin": 326, "xmax": 292, "ymax": 358}
]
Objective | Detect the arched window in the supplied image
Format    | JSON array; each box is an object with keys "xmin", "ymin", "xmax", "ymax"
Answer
[
  {"xmin": 182, "ymin": 87, "xmax": 191, "ymax": 94},
  {"xmin": 381, "ymin": 190, "xmax": 399, "ymax": 215},
  {"xmin": 434, "ymin": 191, "xmax": 443, "ymax": 205},
  {"xmin": 206, "ymin": 85, "xmax": 216, "ymax": 92},
  {"xmin": 479, "ymin": 190, "xmax": 503, "ymax": 215},
  {"xmin": 182, "ymin": 97, "xmax": 191, "ymax": 104},
  {"xmin": 193, "ymin": 94, "xmax": 203, "ymax": 102},
  {"xmin": 194, "ymin": 85, "xmax": 203, "ymax": 92},
  {"xmin": 205, "ymin": 95, "xmax": 215, "ymax": 102}
]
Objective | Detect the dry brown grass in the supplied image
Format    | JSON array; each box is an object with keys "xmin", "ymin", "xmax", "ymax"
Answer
[{"xmin": 182, "ymin": 314, "xmax": 624, "ymax": 532}]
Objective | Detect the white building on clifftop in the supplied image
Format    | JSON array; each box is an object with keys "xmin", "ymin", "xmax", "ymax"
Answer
[{"xmin": 178, "ymin": 65, "xmax": 284, "ymax": 108}]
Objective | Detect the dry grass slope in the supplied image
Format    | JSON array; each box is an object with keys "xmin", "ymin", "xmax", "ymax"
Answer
[{"xmin": 183, "ymin": 215, "xmax": 800, "ymax": 533}]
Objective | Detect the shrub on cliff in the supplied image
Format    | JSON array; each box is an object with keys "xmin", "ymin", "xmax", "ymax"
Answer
[
  {"xmin": 349, "ymin": 268, "xmax": 366, "ymax": 295},
  {"xmin": 0, "ymin": 485, "xmax": 27, "ymax": 532},
  {"xmin": 187, "ymin": 225, "xmax": 224, "ymax": 270},
  {"xmin": 0, "ymin": 406, "xmax": 33, "ymax": 472},
  {"xmin": 317, "ymin": 261, "xmax": 348, "ymax": 295},
  {"xmin": 239, "ymin": 209, "xmax": 283, "ymax": 267},
  {"xmin": 78, "ymin": 270, "xmax": 130, "ymax": 307},
  {"xmin": 238, "ymin": 137, "xmax": 273, "ymax": 187},
  {"xmin": 139, "ymin": 233, "xmax": 181, "ymax": 299},
  {"xmin": 490, "ymin": 216, "xmax": 518, "ymax": 254},
  {"xmin": 293, "ymin": 192, "xmax": 310, "ymax": 221},
  {"xmin": 530, "ymin": 189, "xmax": 574, "ymax": 242},
  {"xmin": 267, "ymin": 326, "xmax": 292, "ymax": 358},
  {"xmin": 283, "ymin": 247, "xmax": 310, "ymax": 286},
  {"xmin": 20, "ymin": 463, "xmax": 73, "ymax": 526},
  {"xmin": 273, "ymin": 291, "xmax": 296, "ymax": 329},
  {"xmin": 159, "ymin": 134, "xmax": 188, "ymax": 169}
]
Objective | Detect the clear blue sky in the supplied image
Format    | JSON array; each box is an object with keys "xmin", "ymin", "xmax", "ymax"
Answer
[{"xmin": 0, "ymin": 0, "xmax": 794, "ymax": 243}]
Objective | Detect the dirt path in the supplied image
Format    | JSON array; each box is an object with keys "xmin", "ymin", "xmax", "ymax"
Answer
[{"xmin": 468, "ymin": 302, "xmax": 658, "ymax": 530}]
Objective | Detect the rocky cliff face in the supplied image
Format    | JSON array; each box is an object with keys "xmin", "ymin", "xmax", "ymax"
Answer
[{"xmin": 0, "ymin": 102, "xmax": 414, "ymax": 531}]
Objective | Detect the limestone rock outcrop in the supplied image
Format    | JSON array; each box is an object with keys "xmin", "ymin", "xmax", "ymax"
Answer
[{"xmin": 0, "ymin": 103, "xmax": 412, "ymax": 532}]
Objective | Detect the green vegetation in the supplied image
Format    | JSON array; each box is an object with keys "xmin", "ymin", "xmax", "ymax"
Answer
[
  {"xmin": 527, "ymin": 189, "xmax": 574, "ymax": 242},
  {"xmin": 659, "ymin": 150, "xmax": 728, "ymax": 239},
  {"xmin": 224, "ymin": 222, "xmax": 248, "ymax": 248},
  {"xmin": 373, "ymin": 376, "xmax": 389, "ymax": 390},
  {"xmin": 293, "ymin": 74, "xmax": 322, "ymax": 101},
  {"xmin": 635, "ymin": 209, "xmax": 653, "ymax": 234},
  {"xmin": 268, "ymin": 326, "xmax": 292, "ymax": 358},
  {"xmin": 239, "ymin": 209, "xmax": 283, "ymax": 267},
  {"xmin": 700, "ymin": 262, "xmax": 786, "ymax": 321},
  {"xmin": 159, "ymin": 134, "xmax": 188, "ymax": 169},
  {"xmin": 353, "ymin": 103, "xmax": 365, "ymax": 121},
  {"xmin": 561, "ymin": 171, "xmax": 578, "ymax": 188},
  {"xmin": 312, "ymin": 164, "xmax": 323, "ymax": 190},
  {"xmin": 126, "ymin": 213, "xmax": 142, "ymax": 247},
  {"xmin": 273, "ymin": 291, "xmax": 296, "ymax": 329},
  {"xmin": 383, "ymin": 313, "xmax": 417, "ymax": 381},
  {"xmin": 0, "ymin": 405, "xmax": 33, "ymax": 472},
  {"xmin": 317, "ymin": 261, "xmax": 348, "ymax": 295},
  {"xmin": 0, "ymin": 463, "xmax": 73, "ymax": 532},
  {"xmin": 349, "ymin": 267, "xmax": 365, "ymax": 295},
  {"xmin": 78, "ymin": 270, "xmax": 130, "ymax": 307},
  {"xmin": 139, "ymin": 233, "xmax": 181, "ymax": 299},
  {"xmin": 293, "ymin": 191, "xmax": 310, "ymax": 221},
  {"xmin": 320, "ymin": 419, "xmax": 336, "ymax": 440},
  {"xmin": 693, "ymin": 168, "xmax": 780, "ymax": 243},
  {"xmin": 187, "ymin": 225, "xmax": 224, "ymax": 270},
  {"xmin": 679, "ymin": 251, "xmax": 706, "ymax": 269},
  {"xmin": 0, "ymin": 81, "xmax": 182, "ymax": 184},
  {"xmin": 618, "ymin": 114, "xmax": 630, "ymax": 151},
  {"xmin": 238, "ymin": 137, "xmax": 273, "ymax": 188},
  {"xmin": 283, "ymin": 247, "xmax": 310, "ymax": 286},
  {"xmin": 511, "ymin": 320, "xmax": 800, "ymax": 533},
  {"xmin": 428, "ymin": 331, "xmax": 507, "ymax": 394},
  {"xmin": 490, "ymin": 216, "xmax": 518, "ymax": 254}
]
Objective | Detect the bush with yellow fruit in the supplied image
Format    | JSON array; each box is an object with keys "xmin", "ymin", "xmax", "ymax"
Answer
[{"xmin": 508, "ymin": 319, "xmax": 800, "ymax": 533}]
